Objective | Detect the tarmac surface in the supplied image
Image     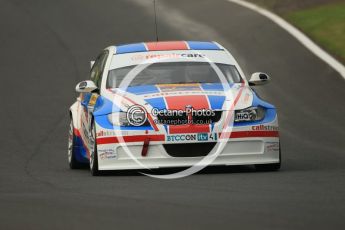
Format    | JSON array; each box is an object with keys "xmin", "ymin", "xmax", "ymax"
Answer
[{"xmin": 1, "ymin": 0, "xmax": 344, "ymax": 229}]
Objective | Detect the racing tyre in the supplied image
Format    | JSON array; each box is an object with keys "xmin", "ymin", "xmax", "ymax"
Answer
[
  {"xmin": 90, "ymin": 121, "xmax": 101, "ymax": 176},
  {"xmin": 255, "ymin": 144, "xmax": 281, "ymax": 171},
  {"xmin": 68, "ymin": 119, "xmax": 85, "ymax": 169}
]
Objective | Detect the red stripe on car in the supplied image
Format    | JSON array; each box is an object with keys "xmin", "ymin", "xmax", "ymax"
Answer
[
  {"xmin": 96, "ymin": 134, "xmax": 165, "ymax": 144},
  {"xmin": 96, "ymin": 131, "xmax": 279, "ymax": 145},
  {"xmin": 165, "ymin": 95, "xmax": 210, "ymax": 134},
  {"xmin": 220, "ymin": 131, "xmax": 279, "ymax": 138},
  {"xmin": 146, "ymin": 41, "xmax": 189, "ymax": 51}
]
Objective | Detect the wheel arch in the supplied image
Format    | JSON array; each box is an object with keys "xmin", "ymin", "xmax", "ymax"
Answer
[{"xmin": 69, "ymin": 101, "xmax": 80, "ymax": 130}]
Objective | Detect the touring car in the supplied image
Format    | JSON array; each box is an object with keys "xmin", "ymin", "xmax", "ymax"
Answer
[{"xmin": 68, "ymin": 41, "xmax": 281, "ymax": 176}]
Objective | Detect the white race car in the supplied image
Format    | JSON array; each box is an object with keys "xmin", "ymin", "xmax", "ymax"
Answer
[{"xmin": 68, "ymin": 41, "xmax": 281, "ymax": 176}]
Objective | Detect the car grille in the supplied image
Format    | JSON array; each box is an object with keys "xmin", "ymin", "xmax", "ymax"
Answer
[
  {"xmin": 163, "ymin": 143, "xmax": 217, "ymax": 157},
  {"xmin": 157, "ymin": 111, "xmax": 222, "ymax": 125}
]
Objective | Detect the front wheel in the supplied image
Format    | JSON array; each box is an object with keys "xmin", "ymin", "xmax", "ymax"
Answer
[
  {"xmin": 89, "ymin": 121, "xmax": 101, "ymax": 176},
  {"xmin": 68, "ymin": 119, "xmax": 85, "ymax": 169}
]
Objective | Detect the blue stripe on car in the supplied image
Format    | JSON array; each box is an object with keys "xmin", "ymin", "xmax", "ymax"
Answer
[
  {"xmin": 145, "ymin": 97, "xmax": 166, "ymax": 110},
  {"xmin": 187, "ymin": 41, "xmax": 222, "ymax": 50},
  {"xmin": 116, "ymin": 43, "xmax": 147, "ymax": 54},
  {"xmin": 125, "ymin": 85, "xmax": 160, "ymax": 95},
  {"xmin": 200, "ymin": 83, "xmax": 236, "ymax": 91},
  {"xmin": 207, "ymin": 95, "xmax": 225, "ymax": 110},
  {"xmin": 251, "ymin": 91, "xmax": 275, "ymax": 109},
  {"xmin": 95, "ymin": 115, "xmax": 154, "ymax": 130},
  {"xmin": 93, "ymin": 96, "xmax": 121, "ymax": 116},
  {"xmin": 114, "ymin": 41, "xmax": 222, "ymax": 55},
  {"xmin": 234, "ymin": 92, "xmax": 276, "ymax": 127},
  {"xmin": 200, "ymin": 83, "xmax": 224, "ymax": 91}
]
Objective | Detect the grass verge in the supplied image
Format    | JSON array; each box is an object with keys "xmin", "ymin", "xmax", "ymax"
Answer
[
  {"xmin": 246, "ymin": 0, "xmax": 345, "ymax": 63},
  {"xmin": 286, "ymin": 2, "xmax": 345, "ymax": 63}
]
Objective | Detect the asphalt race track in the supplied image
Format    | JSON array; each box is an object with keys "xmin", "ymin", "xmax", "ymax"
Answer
[{"xmin": 1, "ymin": 0, "xmax": 345, "ymax": 229}]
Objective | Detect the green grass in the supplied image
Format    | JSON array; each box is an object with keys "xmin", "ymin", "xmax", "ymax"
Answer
[{"xmin": 286, "ymin": 2, "xmax": 345, "ymax": 63}]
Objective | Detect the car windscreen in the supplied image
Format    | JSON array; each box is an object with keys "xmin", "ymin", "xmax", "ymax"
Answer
[{"xmin": 106, "ymin": 62, "xmax": 243, "ymax": 88}]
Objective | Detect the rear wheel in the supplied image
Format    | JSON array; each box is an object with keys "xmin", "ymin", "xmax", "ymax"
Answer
[
  {"xmin": 89, "ymin": 121, "xmax": 101, "ymax": 176},
  {"xmin": 68, "ymin": 119, "xmax": 84, "ymax": 169},
  {"xmin": 255, "ymin": 143, "xmax": 281, "ymax": 171}
]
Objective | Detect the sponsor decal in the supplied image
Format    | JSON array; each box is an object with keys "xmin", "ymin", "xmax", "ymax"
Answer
[
  {"xmin": 131, "ymin": 53, "xmax": 206, "ymax": 61},
  {"xmin": 97, "ymin": 130, "xmax": 129, "ymax": 137},
  {"xmin": 235, "ymin": 111, "xmax": 253, "ymax": 121},
  {"xmin": 208, "ymin": 133, "xmax": 218, "ymax": 141},
  {"xmin": 166, "ymin": 133, "xmax": 218, "ymax": 142},
  {"xmin": 266, "ymin": 142, "xmax": 280, "ymax": 152},
  {"xmin": 143, "ymin": 91, "xmax": 224, "ymax": 98},
  {"xmin": 180, "ymin": 53, "xmax": 205, "ymax": 58},
  {"xmin": 167, "ymin": 134, "xmax": 197, "ymax": 142},
  {"xmin": 158, "ymin": 84, "xmax": 201, "ymax": 92},
  {"xmin": 235, "ymin": 107, "xmax": 264, "ymax": 122},
  {"xmin": 197, "ymin": 133, "xmax": 208, "ymax": 141},
  {"xmin": 252, "ymin": 125, "xmax": 279, "ymax": 131},
  {"xmin": 99, "ymin": 149, "xmax": 117, "ymax": 160},
  {"xmin": 157, "ymin": 83, "xmax": 199, "ymax": 87},
  {"xmin": 88, "ymin": 94, "xmax": 98, "ymax": 106},
  {"xmin": 97, "ymin": 130, "xmax": 116, "ymax": 137}
]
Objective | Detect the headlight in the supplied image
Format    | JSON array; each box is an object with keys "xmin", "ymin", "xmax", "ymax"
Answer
[
  {"xmin": 235, "ymin": 107, "xmax": 265, "ymax": 122},
  {"xmin": 108, "ymin": 105, "xmax": 149, "ymax": 127},
  {"xmin": 108, "ymin": 112, "xmax": 131, "ymax": 126}
]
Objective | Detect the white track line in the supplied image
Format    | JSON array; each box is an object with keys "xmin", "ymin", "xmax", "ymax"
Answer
[{"xmin": 227, "ymin": 0, "xmax": 345, "ymax": 80}]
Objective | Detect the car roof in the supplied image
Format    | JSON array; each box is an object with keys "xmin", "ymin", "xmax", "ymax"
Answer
[{"xmin": 113, "ymin": 41, "xmax": 224, "ymax": 55}]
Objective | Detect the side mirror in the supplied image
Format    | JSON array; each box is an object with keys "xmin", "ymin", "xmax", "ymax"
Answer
[
  {"xmin": 249, "ymin": 72, "xmax": 270, "ymax": 86},
  {"xmin": 75, "ymin": 80, "xmax": 98, "ymax": 93}
]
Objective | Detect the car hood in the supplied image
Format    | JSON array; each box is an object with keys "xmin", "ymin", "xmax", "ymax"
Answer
[{"xmin": 96, "ymin": 83, "xmax": 257, "ymax": 115}]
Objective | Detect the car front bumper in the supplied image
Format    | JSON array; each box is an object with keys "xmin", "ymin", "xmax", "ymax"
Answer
[{"xmin": 96, "ymin": 135, "xmax": 280, "ymax": 171}]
